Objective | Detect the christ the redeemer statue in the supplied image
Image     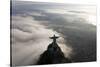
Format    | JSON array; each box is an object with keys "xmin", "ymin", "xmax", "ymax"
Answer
[{"xmin": 49, "ymin": 35, "xmax": 59, "ymax": 43}]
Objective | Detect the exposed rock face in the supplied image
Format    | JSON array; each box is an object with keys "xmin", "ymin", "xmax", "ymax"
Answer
[{"xmin": 37, "ymin": 35, "xmax": 71, "ymax": 65}]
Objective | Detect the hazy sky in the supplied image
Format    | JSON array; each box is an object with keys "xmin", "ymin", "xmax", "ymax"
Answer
[{"xmin": 18, "ymin": 0, "xmax": 97, "ymax": 4}]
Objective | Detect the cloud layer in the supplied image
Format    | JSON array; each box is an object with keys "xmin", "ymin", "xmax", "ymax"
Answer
[{"xmin": 11, "ymin": 15, "xmax": 72, "ymax": 66}]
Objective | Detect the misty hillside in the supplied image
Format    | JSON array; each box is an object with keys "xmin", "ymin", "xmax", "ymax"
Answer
[{"xmin": 37, "ymin": 38, "xmax": 72, "ymax": 65}]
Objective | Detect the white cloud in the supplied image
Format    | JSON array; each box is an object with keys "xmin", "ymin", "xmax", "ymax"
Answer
[{"xmin": 11, "ymin": 15, "xmax": 72, "ymax": 66}]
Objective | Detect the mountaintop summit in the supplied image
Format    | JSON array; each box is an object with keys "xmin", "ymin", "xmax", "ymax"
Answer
[{"xmin": 37, "ymin": 35, "xmax": 71, "ymax": 65}]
